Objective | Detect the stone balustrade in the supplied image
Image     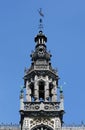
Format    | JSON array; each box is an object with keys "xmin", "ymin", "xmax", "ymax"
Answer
[{"xmin": 24, "ymin": 102, "xmax": 60, "ymax": 111}]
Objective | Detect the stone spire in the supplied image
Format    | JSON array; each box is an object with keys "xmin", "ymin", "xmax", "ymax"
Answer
[{"xmin": 19, "ymin": 16, "xmax": 64, "ymax": 130}]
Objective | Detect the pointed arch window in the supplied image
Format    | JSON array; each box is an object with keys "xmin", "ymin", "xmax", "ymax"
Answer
[
  {"xmin": 31, "ymin": 125, "xmax": 53, "ymax": 130},
  {"xmin": 39, "ymin": 81, "xmax": 45, "ymax": 102},
  {"xmin": 49, "ymin": 83, "xmax": 53, "ymax": 101},
  {"xmin": 30, "ymin": 83, "xmax": 34, "ymax": 102}
]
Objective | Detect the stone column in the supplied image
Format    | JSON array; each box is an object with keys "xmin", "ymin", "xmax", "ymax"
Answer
[
  {"xmin": 26, "ymin": 81, "xmax": 31, "ymax": 102},
  {"xmin": 52, "ymin": 81, "xmax": 57, "ymax": 102},
  {"xmin": 34, "ymin": 75, "xmax": 39, "ymax": 101},
  {"xmin": 55, "ymin": 117, "xmax": 61, "ymax": 130},
  {"xmin": 45, "ymin": 76, "xmax": 49, "ymax": 102},
  {"xmin": 60, "ymin": 89, "xmax": 64, "ymax": 111}
]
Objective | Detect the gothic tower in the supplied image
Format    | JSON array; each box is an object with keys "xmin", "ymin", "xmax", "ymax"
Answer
[{"xmin": 19, "ymin": 22, "xmax": 64, "ymax": 130}]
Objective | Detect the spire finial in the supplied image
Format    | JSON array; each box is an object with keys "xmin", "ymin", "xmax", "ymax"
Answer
[{"xmin": 38, "ymin": 8, "xmax": 44, "ymax": 31}]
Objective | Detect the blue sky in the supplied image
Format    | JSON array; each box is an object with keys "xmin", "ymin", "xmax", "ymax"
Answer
[{"xmin": 0, "ymin": 0, "xmax": 85, "ymax": 125}]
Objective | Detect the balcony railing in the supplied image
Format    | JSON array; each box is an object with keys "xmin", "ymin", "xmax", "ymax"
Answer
[{"xmin": 24, "ymin": 102, "xmax": 60, "ymax": 111}]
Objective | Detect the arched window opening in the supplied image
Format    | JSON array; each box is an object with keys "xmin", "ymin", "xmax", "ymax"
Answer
[
  {"xmin": 30, "ymin": 83, "xmax": 34, "ymax": 102},
  {"xmin": 49, "ymin": 83, "xmax": 53, "ymax": 101},
  {"xmin": 49, "ymin": 88, "xmax": 52, "ymax": 101},
  {"xmin": 31, "ymin": 125, "xmax": 53, "ymax": 130},
  {"xmin": 39, "ymin": 81, "xmax": 45, "ymax": 102}
]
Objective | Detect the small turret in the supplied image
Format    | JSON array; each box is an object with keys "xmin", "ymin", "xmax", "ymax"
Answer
[
  {"xmin": 35, "ymin": 30, "xmax": 47, "ymax": 44},
  {"xmin": 30, "ymin": 31, "xmax": 51, "ymax": 62}
]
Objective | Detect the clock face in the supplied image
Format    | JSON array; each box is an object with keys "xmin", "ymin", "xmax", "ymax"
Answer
[{"xmin": 38, "ymin": 46, "xmax": 45, "ymax": 57}]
